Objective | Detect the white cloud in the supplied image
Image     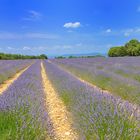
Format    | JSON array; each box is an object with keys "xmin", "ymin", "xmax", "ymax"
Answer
[
  {"xmin": 23, "ymin": 46, "xmax": 31, "ymax": 50},
  {"xmin": 64, "ymin": 22, "xmax": 81, "ymax": 28},
  {"xmin": 22, "ymin": 10, "xmax": 42, "ymax": 21},
  {"xmin": 106, "ymin": 29, "xmax": 112, "ymax": 33}
]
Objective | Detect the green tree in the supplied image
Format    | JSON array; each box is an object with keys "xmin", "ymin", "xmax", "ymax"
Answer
[
  {"xmin": 0, "ymin": 52, "xmax": 48, "ymax": 60},
  {"xmin": 108, "ymin": 46, "xmax": 127, "ymax": 57},
  {"xmin": 132, "ymin": 44, "xmax": 140, "ymax": 56},
  {"xmin": 125, "ymin": 39, "xmax": 140, "ymax": 56},
  {"xmin": 108, "ymin": 39, "xmax": 140, "ymax": 57},
  {"xmin": 39, "ymin": 54, "xmax": 48, "ymax": 59}
]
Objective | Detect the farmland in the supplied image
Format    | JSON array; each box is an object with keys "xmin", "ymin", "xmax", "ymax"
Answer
[{"xmin": 0, "ymin": 58, "xmax": 140, "ymax": 140}]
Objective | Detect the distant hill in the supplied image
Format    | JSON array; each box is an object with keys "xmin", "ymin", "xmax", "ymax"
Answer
[
  {"xmin": 62, "ymin": 52, "xmax": 107, "ymax": 57},
  {"xmin": 49, "ymin": 52, "xmax": 107, "ymax": 58}
]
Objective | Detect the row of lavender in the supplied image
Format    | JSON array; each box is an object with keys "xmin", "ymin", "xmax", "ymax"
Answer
[
  {"xmin": 0, "ymin": 60, "xmax": 33, "ymax": 84},
  {"xmin": 0, "ymin": 61, "xmax": 52, "ymax": 139},
  {"xmin": 51, "ymin": 57, "xmax": 140, "ymax": 105},
  {"xmin": 44, "ymin": 60, "xmax": 140, "ymax": 140}
]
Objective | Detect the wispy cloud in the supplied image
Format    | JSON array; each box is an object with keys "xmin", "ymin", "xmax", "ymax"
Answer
[
  {"xmin": 123, "ymin": 28, "xmax": 140, "ymax": 37},
  {"xmin": 21, "ymin": 46, "xmax": 49, "ymax": 54},
  {"xmin": 25, "ymin": 33, "xmax": 59, "ymax": 39},
  {"xmin": 101, "ymin": 27, "xmax": 140, "ymax": 37},
  {"xmin": 53, "ymin": 43, "xmax": 83, "ymax": 50},
  {"xmin": 23, "ymin": 46, "xmax": 31, "ymax": 50},
  {"xmin": 64, "ymin": 22, "xmax": 81, "ymax": 28},
  {"xmin": 0, "ymin": 32, "xmax": 59, "ymax": 40},
  {"xmin": 76, "ymin": 43, "xmax": 82, "ymax": 47},
  {"xmin": 22, "ymin": 10, "xmax": 42, "ymax": 21},
  {"xmin": 106, "ymin": 29, "xmax": 112, "ymax": 33},
  {"xmin": 124, "ymin": 29, "xmax": 134, "ymax": 37},
  {"xmin": 0, "ymin": 32, "xmax": 21, "ymax": 39},
  {"xmin": 7, "ymin": 47, "xmax": 14, "ymax": 50},
  {"xmin": 137, "ymin": 6, "xmax": 140, "ymax": 12}
]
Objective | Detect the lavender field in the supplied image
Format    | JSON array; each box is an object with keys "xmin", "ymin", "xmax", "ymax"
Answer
[
  {"xmin": 52, "ymin": 57, "xmax": 140, "ymax": 105},
  {"xmin": 0, "ymin": 58, "xmax": 140, "ymax": 140},
  {"xmin": 0, "ymin": 60, "xmax": 33, "ymax": 84}
]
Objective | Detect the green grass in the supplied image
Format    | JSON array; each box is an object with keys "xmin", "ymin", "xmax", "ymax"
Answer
[
  {"xmin": 115, "ymin": 69, "xmax": 140, "ymax": 83},
  {"xmin": 0, "ymin": 111, "xmax": 17, "ymax": 140},
  {"xmin": 0, "ymin": 74, "xmax": 7, "ymax": 84},
  {"xmin": 97, "ymin": 66, "xmax": 104, "ymax": 70},
  {"xmin": 61, "ymin": 91, "xmax": 72, "ymax": 107},
  {"xmin": 115, "ymin": 69, "xmax": 128, "ymax": 76},
  {"xmin": 86, "ymin": 74, "xmax": 139, "ymax": 104},
  {"xmin": 79, "ymin": 109, "xmax": 140, "ymax": 140},
  {"xmin": 0, "ymin": 107, "xmax": 48, "ymax": 140},
  {"xmin": 134, "ymin": 75, "xmax": 140, "ymax": 82}
]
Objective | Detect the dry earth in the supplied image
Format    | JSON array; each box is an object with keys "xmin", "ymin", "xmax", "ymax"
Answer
[{"xmin": 41, "ymin": 62, "xmax": 78, "ymax": 140}]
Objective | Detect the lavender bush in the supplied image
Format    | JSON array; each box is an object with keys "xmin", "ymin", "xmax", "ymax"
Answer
[
  {"xmin": 44, "ymin": 60, "xmax": 140, "ymax": 140},
  {"xmin": 52, "ymin": 57, "xmax": 140, "ymax": 105},
  {"xmin": 0, "ymin": 60, "xmax": 52, "ymax": 140},
  {"xmin": 0, "ymin": 58, "xmax": 139, "ymax": 140},
  {"xmin": 0, "ymin": 60, "xmax": 33, "ymax": 84}
]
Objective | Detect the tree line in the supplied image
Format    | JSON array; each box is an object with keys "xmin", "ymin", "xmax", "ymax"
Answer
[
  {"xmin": 108, "ymin": 39, "xmax": 140, "ymax": 57},
  {"xmin": 55, "ymin": 55, "xmax": 104, "ymax": 59},
  {"xmin": 0, "ymin": 53, "xmax": 48, "ymax": 60}
]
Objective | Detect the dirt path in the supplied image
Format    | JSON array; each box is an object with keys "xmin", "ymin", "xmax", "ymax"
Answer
[
  {"xmin": 41, "ymin": 62, "xmax": 78, "ymax": 140},
  {"xmin": 0, "ymin": 65, "xmax": 32, "ymax": 94}
]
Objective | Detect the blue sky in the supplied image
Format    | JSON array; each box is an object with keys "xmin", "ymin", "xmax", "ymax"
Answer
[{"xmin": 0, "ymin": 0, "xmax": 140, "ymax": 56}]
